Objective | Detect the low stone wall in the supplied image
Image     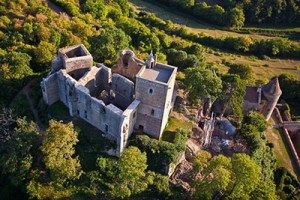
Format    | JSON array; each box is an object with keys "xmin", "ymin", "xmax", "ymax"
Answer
[
  {"xmin": 281, "ymin": 127, "xmax": 300, "ymax": 178},
  {"xmin": 274, "ymin": 107, "xmax": 300, "ymax": 179}
]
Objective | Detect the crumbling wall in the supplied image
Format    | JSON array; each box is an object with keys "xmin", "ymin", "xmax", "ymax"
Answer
[
  {"xmin": 75, "ymin": 84, "xmax": 124, "ymax": 140},
  {"xmin": 112, "ymin": 74, "xmax": 134, "ymax": 109},
  {"xmin": 117, "ymin": 100, "xmax": 140, "ymax": 156},
  {"xmin": 96, "ymin": 64, "xmax": 112, "ymax": 90},
  {"xmin": 242, "ymin": 100, "xmax": 258, "ymax": 114},
  {"xmin": 58, "ymin": 45, "xmax": 93, "ymax": 72},
  {"xmin": 111, "ymin": 50, "xmax": 143, "ymax": 81},
  {"xmin": 41, "ymin": 73, "xmax": 59, "ymax": 105}
]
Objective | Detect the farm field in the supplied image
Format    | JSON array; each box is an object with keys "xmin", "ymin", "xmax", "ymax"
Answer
[
  {"xmin": 206, "ymin": 52, "xmax": 300, "ymax": 81},
  {"xmin": 129, "ymin": 0, "xmax": 280, "ymax": 40},
  {"xmin": 129, "ymin": 0, "xmax": 300, "ymax": 81}
]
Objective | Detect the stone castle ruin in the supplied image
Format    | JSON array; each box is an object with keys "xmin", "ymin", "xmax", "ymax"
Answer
[
  {"xmin": 243, "ymin": 78, "xmax": 282, "ymax": 120},
  {"xmin": 41, "ymin": 44, "xmax": 177, "ymax": 156}
]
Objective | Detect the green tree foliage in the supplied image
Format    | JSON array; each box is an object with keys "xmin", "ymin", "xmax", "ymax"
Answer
[
  {"xmin": 90, "ymin": 146, "xmax": 168, "ymax": 199},
  {"xmin": 194, "ymin": 155, "xmax": 232, "ymax": 200},
  {"xmin": 40, "ymin": 120, "xmax": 82, "ymax": 182},
  {"xmin": 89, "ymin": 28, "xmax": 130, "ymax": 65},
  {"xmin": 226, "ymin": 7, "xmax": 245, "ymax": 29},
  {"xmin": 184, "ymin": 67, "xmax": 222, "ymax": 105},
  {"xmin": 82, "ymin": 0, "xmax": 107, "ymax": 19},
  {"xmin": 221, "ymin": 74, "xmax": 246, "ymax": 122},
  {"xmin": 227, "ymin": 62, "xmax": 256, "ymax": 85},
  {"xmin": 0, "ymin": 117, "xmax": 38, "ymax": 186},
  {"xmin": 229, "ymin": 154, "xmax": 262, "ymax": 199},
  {"xmin": 0, "ymin": 51, "xmax": 33, "ymax": 79},
  {"xmin": 34, "ymin": 41, "xmax": 56, "ymax": 71},
  {"xmin": 110, "ymin": 146, "xmax": 151, "ymax": 198},
  {"xmin": 192, "ymin": 153, "xmax": 272, "ymax": 199},
  {"xmin": 27, "ymin": 120, "xmax": 82, "ymax": 199},
  {"xmin": 132, "ymin": 129, "xmax": 188, "ymax": 174},
  {"xmin": 191, "ymin": 150, "xmax": 212, "ymax": 171},
  {"xmin": 278, "ymin": 73, "xmax": 300, "ymax": 101}
]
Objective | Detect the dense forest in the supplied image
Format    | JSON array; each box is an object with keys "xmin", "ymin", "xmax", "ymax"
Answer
[{"xmin": 1, "ymin": 0, "xmax": 300, "ymax": 199}]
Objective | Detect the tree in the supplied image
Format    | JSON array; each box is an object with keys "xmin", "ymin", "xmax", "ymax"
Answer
[
  {"xmin": 92, "ymin": 146, "xmax": 155, "ymax": 199},
  {"xmin": 193, "ymin": 155, "xmax": 232, "ymax": 200},
  {"xmin": 191, "ymin": 150, "xmax": 212, "ymax": 171},
  {"xmin": 184, "ymin": 67, "xmax": 222, "ymax": 105},
  {"xmin": 251, "ymin": 180, "xmax": 278, "ymax": 200},
  {"xmin": 82, "ymin": 0, "xmax": 107, "ymax": 19},
  {"xmin": 278, "ymin": 73, "xmax": 300, "ymax": 101},
  {"xmin": 243, "ymin": 111, "xmax": 267, "ymax": 132},
  {"xmin": 221, "ymin": 74, "xmax": 246, "ymax": 123},
  {"xmin": 0, "ymin": 51, "xmax": 32, "ymax": 79},
  {"xmin": 0, "ymin": 117, "xmax": 38, "ymax": 186},
  {"xmin": 227, "ymin": 7, "xmax": 245, "ymax": 29},
  {"xmin": 89, "ymin": 28, "xmax": 130, "ymax": 65},
  {"xmin": 229, "ymin": 154, "xmax": 261, "ymax": 199},
  {"xmin": 111, "ymin": 146, "xmax": 152, "ymax": 198},
  {"xmin": 40, "ymin": 120, "xmax": 82, "ymax": 182},
  {"xmin": 227, "ymin": 62, "xmax": 255, "ymax": 85},
  {"xmin": 34, "ymin": 41, "xmax": 56, "ymax": 71},
  {"xmin": 166, "ymin": 49, "xmax": 188, "ymax": 67},
  {"xmin": 0, "ymin": 108, "xmax": 16, "ymax": 142}
]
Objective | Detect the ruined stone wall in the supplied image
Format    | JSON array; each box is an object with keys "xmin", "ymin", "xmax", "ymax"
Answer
[
  {"xmin": 117, "ymin": 100, "xmax": 140, "ymax": 156},
  {"xmin": 112, "ymin": 74, "xmax": 134, "ymax": 109},
  {"xmin": 159, "ymin": 65, "xmax": 177, "ymax": 136},
  {"xmin": 242, "ymin": 100, "xmax": 258, "ymax": 114},
  {"xmin": 111, "ymin": 53, "xmax": 143, "ymax": 82},
  {"xmin": 135, "ymin": 78, "xmax": 168, "ymax": 138},
  {"xmin": 96, "ymin": 64, "xmax": 112, "ymax": 90},
  {"xmin": 41, "ymin": 73, "xmax": 59, "ymax": 105}
]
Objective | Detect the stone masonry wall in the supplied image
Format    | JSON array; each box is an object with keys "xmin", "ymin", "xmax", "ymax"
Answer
[
  {"xmin": 135, "ymin": 78, "xmax": 168, "ymax": 138},
  {"xmin": 41, "ymin": 73, "xmax": 59, "ymax": 105}
]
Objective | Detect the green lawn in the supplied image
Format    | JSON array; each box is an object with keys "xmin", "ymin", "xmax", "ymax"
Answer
[
  {"xmin": 162, "ymin": 116, "xmax": 193, "ymax": 142},
  {"xmin": 266, "ymin": 128, "xmax": 297, "ymax": 177}
]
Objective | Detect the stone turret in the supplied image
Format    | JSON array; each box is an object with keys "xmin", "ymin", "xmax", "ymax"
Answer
[
  {"xmin": 145, "ymin": 51, "xmax": 157, "ymax": 69},
  {"xmin": 262, "ymin": 77, "xmax": 282, "ymax": 120}
]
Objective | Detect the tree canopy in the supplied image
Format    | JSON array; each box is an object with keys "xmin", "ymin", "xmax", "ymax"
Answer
[{"xmin": 184, "ymin": 67, "xmax": 222, "ymax": 105}]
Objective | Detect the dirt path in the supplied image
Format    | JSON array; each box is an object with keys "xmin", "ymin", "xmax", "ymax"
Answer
[
  {"xmin": 41, "ymin": 0, "xmax": 71, "ymax": 19},
  {"xmin": 11, "ymin": 80, "xmax": 45, "ymax": 133}
]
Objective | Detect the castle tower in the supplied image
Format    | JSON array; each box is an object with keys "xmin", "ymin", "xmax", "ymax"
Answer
[
  {"xmin": 261, "ymin": 77, "xmax": 282, "ymax": 120},
  {"xmin": 135, "ymin": 60, "xmax": 177, "ymax": 138}
]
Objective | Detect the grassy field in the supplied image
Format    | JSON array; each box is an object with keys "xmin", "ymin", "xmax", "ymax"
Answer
[
  {"xmin": 266, "ymin": 127, "xmax": 297, "ymax": 177},
  {"xmin": 206, "ymin": 51, "xmax": 300, "ymax": 81},
  {"xmin": 129, "ymin": 0, "xmax": 300, "ymax": 81},
  {"xmin": 162, "ymin": 116, "xmax": 193, "ymax": 142},
  {"xmin": 129, "ymin": 0, "xmax": 281, "ymax": 40}
]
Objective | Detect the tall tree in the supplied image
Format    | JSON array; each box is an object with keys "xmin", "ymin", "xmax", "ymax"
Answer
[
  {"xmin": 89, "ymin": 28, "xmax": 130, "ymax": 65},
  {"xmin": 40, "ymin": 120, "xmax": 82, "ymax": 182},
  {"xmin": 92, "ymin": 146, "xmax": 156, "ymax": 199},
  {"xmin": 184, "ymin": 67, "xmax": 222, "ymax": 105},
  {"xmin": 229, "ymin": 154, "xmax": 261, "ymax": 199},
  {"xmin": 0, "ymin": 117, "xmax": 38, "ymax": 186},
  {"xmin": 227, "ymin": 7, "xmax": 245, "ymax": 29},
  {"xmin": 221, "ymin": 74, "xmax": 246, "ymax": 123},
  {"xmin": 194, "ymin": 155, "xmax": 232, "ymax": 200}
]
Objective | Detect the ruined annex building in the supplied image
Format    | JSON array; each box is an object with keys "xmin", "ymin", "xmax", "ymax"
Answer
[
  {"xmin": 243, "ymin": 78, "xmax": 282, "ymax": 120},
  {"xmin": 41, "ymin": 44, "xmax": 177, "ymax": 156}
]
